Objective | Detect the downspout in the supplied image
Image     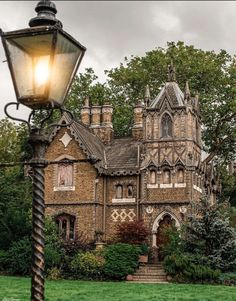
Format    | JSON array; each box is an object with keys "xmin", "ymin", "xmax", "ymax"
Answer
[
  {"xmin": 103, "ymin": 176, "xmax": 107, "ymax": 239},
  {"xmin": 137, "ymin": 144, "xmax": 140, "ymax": 220}
]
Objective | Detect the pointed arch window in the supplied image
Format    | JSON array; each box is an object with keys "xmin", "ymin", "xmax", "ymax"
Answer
[
  {"xmin": 161, "ymin": 113, "xmax": 172, "ymax": 138},
  {"xmin": 127, "ymin": 185, "xmax": 133, "ymax": 198},
  {"xmin": 177, "ymin": 168, "xmax": 184, "ymax": 183},
  {"xmin": 150, "ymin": 170, "xmax": 156, "ymax": 184},
  {"xmin": 116, "ymin": 185, "xmax": 123, "ymax": 199},
  {"xmin": 163, "ymin": 169, "xmax": 171, "ymax": 184},
  {"xmin": 55, "ymin": 214, "xmax": 76, "ymax": 241}
]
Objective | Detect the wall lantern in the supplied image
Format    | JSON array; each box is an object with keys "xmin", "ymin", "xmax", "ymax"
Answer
[{"xmin": 1, "ymin": 0, "xmax": 86, "ymax": 109}]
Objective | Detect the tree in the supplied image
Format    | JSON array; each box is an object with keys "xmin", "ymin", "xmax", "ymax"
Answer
[
  {"xmin": 0, "ymin": 118, "xmax": 28, "ymax": 163},
  {"xmin": 184, "ymin": 199, "xmax": 236, "ymax": 272},
  {"xmin": 0, "ymin": 119, "xmax": 32, "ymax": 250},
  {"xmin": 66, "ymin": 41, "xmax": 236, "ymax": 157},
  {"xmin": 0, "ymin": 167, "xmax": 32, "ymax": 250}
]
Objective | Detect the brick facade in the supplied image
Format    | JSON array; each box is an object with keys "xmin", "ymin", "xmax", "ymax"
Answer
[{"xmin": 44, "ymin": 69, "xmax": 217, "ymax": 246}]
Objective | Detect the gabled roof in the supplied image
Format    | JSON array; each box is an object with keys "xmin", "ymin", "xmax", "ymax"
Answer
[
  {"xmin": 49, "ymin": 113, "xmax": 105, "ymax": 173},
  {"xmin": 49, "ymin": 114, "xmax": 142, "ymax": 175},
  {"xmin": 149, "ymin": 81, "xmax": 184, "ymax": 109}
]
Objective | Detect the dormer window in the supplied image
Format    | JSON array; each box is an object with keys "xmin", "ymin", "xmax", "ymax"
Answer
[
  {"xmin": 161, "ymin": 113, "xmax": 172, "ymax": 138},
  {"xmin": 116, "ymin": 185, "xmax": 123, "ymax": 199}
]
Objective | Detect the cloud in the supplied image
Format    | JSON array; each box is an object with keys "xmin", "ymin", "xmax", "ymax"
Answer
[{"xmin": 0, "ymin": 1, "xmax": 236, "ymax": 119}]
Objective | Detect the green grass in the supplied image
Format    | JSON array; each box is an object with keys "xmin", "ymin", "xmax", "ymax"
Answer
[{"xmin": 0, "ymin": 276, "xmax": 235, "ymax": 301}]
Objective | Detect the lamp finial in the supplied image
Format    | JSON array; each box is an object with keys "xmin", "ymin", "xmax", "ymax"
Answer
[{"xmin": 29, "ymin": 0, "xmax": 62, "ymax": 28}]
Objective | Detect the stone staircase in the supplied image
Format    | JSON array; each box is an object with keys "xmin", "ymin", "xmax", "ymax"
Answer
[{"xmin": 128, "ymin": 263, "xmax": 168, "ymax": 283}]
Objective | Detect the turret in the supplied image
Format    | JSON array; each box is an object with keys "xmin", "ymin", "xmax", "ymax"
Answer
[{"xmin": 132, "ymin": 99, "xmax": 144, "ymax": 140}]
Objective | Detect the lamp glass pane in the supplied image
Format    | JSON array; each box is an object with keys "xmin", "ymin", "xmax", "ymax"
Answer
[
  {"xmin": 6, "ymin": 33, "xmax": 53, "ymax": 106},
  {"xmin": 49, "ymin": 33, "xmax": 83, "ymax": 106}
]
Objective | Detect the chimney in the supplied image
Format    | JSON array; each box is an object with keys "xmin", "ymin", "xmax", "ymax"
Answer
[
  {"xmin": 89, "ymin": 103, "xmax": 114, "ymax": 145},
  {"xmin": 81, "ymin": 96, "xmax": 90, "ymax": 126},
  {"xmin": 132, "ymin": 100, "xmax": 144, "ymax": 140},
  {"xmin": 90, "ymin": 105, "xmax": 101, "ymax": 129},
  {"xmin": 101, "ymin": 103, "xmax": 113, "ymax": 144}
]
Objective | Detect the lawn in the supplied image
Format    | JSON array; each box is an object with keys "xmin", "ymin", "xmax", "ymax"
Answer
[{"xmin": 0, "ymin": 276, "xmax": 235, "ymax": 301}]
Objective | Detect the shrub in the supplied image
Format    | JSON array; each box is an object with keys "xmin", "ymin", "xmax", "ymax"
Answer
[
  {"xmin": 5, "ymin": 237, "xmax": 31, "ymax": 275},
  {"xmin": 0, "ymin": 250, "xmax": 8, "ymax": 272},
  {"xmin": 116, "ymin": 220, "xmax": 149, "ymax": 245},
  {"xmin": 45, "ymin": 244, "xmax": 62, "ymax": 272},
  {"xmin": 47, "ymin": 267, "xmax": 62, "ymax": 280},
  {"xmin": 103, "ymin": 243, "xmax": 140, "ymax": 280},
  {"xmin": 219, "ymin": 272, "xmax": 236, "ymax": 285},
  {"xmin": 163, "ymin": 252, "xmax": 220, "ymax": 283},
  {"xmin": 70, "ymin": 250, "xmax": 104, "ymax": 279}
]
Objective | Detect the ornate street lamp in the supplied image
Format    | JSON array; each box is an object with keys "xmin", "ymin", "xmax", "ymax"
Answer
[{"xmin": 1, "ymin": 1, "xmax": 86, "ymax": 300}]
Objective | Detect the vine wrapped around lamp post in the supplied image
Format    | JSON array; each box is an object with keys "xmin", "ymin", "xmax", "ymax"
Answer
[{"xmin": 0, "ymin": 1, "xmax": 86, "ymax": 300}]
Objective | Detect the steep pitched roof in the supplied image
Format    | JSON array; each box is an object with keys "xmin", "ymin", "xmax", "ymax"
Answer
[
  {"xmin": 105, "ymin": 138, "xmax": 142, "ymax": 175},
  {"xmin": 49, "ymin": 113, "xmax": 105, "ymax": 172},
  {"xmin": 149, "ymin": 81, "xmax": 184, "ymax": 108}
]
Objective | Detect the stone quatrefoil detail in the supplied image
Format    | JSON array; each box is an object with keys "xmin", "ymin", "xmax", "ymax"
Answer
[{"xmin": 111, "ymin": 209, "xmax": 136, "ymax": 222}]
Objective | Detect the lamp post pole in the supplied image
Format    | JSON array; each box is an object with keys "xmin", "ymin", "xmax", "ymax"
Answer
[
  {"xmin": 1, "ymin": 1, "xmax": 86, "ymax": 300},
  {"xmin": 29, "ymin": 129, "xmax": 49, "ymax": 301}
]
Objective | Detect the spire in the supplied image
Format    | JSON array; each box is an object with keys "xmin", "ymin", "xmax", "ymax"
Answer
[
  {"xmin": 29, "ymin": 0, "xmax": 62, "ymax": 28},
  {"xmin": 184, "ymin": 81, "xmax": 191, "ymax": 102},
  {"xmin": 144, "ymin": 84, "xmax": 151, "ymax": 107},
  {"xmin": 167, "ymin": 60, "xmax": 176, "ymax": 82}
]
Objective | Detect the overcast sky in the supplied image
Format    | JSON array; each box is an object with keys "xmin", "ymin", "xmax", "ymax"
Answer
[{"xmin": 0, "ymin": 0, "xmax": 236, "ymax": 119}]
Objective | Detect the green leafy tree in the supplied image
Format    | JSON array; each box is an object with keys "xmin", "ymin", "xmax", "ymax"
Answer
[
  {"xmin": 184, "ymin": 200, "xmax": 236, "ymax": 272},
  {"xmin": 0, "ymin": 167, "xmax": 32, "ymax": 250},
  {"xmin": 66, "ymin": 41, "xmax": 236, "ymax": 153}
]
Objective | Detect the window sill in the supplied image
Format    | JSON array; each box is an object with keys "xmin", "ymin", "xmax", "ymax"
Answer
[
  {"xmin": 147, "ymin": 184, "xmax": 158, "ymax": 188},
  {"xmin": 193, "ymin": 185, "xmax": 202, "ymax": 193},
  {"xmin": 54, "ymin": 186, "xmax": 75, "ymax": 192},
  {"xmin": 160, "ymin": 183, "xmax": 173, "ymax": 188},
  {"xmin": 174, "ymin": 183, "xmax": 186, "ymax": 188},
  {"xmin": 112, "ymin": 198, "xmax": 136, "ymax": 203}
]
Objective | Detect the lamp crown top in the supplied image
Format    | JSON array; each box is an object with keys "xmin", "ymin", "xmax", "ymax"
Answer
[{"xmin": 29, "ymin": 0, "xmax": 62, "ymax": 28}]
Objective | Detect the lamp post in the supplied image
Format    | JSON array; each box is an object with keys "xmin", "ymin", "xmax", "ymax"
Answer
[{"xmin": 1, "ymin": 1, "xmax": 86, "ymax": 300}]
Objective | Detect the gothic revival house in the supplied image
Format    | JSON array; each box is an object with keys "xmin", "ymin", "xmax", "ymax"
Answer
[{"xmin": 44, "ymin": 65, "xmax": 218, "ymax": 246}]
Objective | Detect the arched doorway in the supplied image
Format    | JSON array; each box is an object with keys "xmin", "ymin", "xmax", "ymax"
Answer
[{"xmin": 152, "ymin": 212, "xmax": 180, "ymax": 260}]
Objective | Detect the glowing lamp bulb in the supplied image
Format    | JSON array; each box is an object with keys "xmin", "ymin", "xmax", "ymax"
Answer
[{"xmin": 34, "ymin": 57, "xmax": 50, "ymax": 87}]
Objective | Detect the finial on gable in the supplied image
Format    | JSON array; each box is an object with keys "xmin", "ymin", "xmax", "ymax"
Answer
[
  {"xmin": 84, "ymin": 96, "xmax": 90, "ymax": 107},
  {"xmin": 144, "ymin": 84, "xmax": 151, "ymax": 107},
  {"xmin": 184, "ymin": 81, "xmax": 191, "ymax": 101},
  {"xmin": 167, "ymin": 60, "xmax": 176, "ymax": 82}
]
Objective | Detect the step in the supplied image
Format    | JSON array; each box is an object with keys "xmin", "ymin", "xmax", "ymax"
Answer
[
  {"xmin": 134, "ymin": 272, "xmax": 167, "ymax": 276},
  {"xmin": 128, "ymin": 280, "xmax": 169, "ymax": 284},
  {"xmin": 133, "ymin": 275, "xmax": 166, "ymax": 280}
]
